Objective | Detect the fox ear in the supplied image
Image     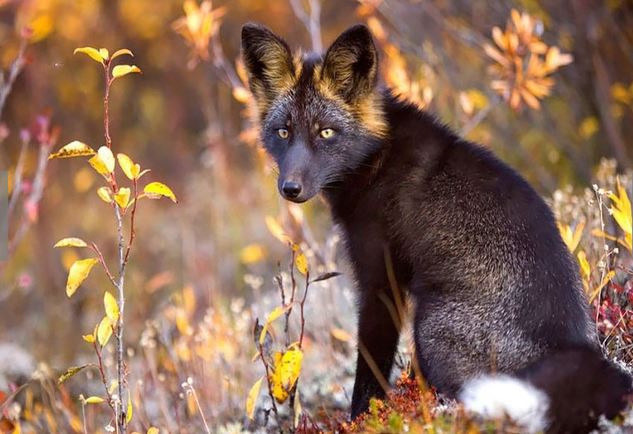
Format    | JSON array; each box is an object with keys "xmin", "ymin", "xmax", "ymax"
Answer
[
  {"xmin": 321, "ymin": 25, "xmax": 378, "ymax": 101},
  {"xmin": 241, "ymin": 23, "xmax": 295, "ymax": 104}
]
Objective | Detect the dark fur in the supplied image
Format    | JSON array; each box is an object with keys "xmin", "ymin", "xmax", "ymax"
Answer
[
  {"xmin": 517, "ymin": 346, "xmax": 632, "ymax": 433},
  {"xmin": 241, "ymin": 23, "xmax": 632, "ymax": 432}
]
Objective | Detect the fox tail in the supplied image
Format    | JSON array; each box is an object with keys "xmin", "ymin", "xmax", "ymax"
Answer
[{"xmin": 459, "ymin": 346, "xmax": 632, "ymax": 433}]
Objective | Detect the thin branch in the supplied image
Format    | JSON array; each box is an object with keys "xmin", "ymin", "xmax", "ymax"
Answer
[
  {"xmin": 257, "ymin": 342, "xmax": 282, "ymax": 434},
  {"xmin": 0, "ymin": 33, "xmax": 28, "ymax": 120},
  {"xmin": 123, "ymin": 178, "xmax": 139, "ymax": 264},
  {"xmin": 8, "ymin": 134, "xmax": 53, "ymax": 255},
  {"xmin": 461, "ymin": 96, "xmax": 501, "ymax": 136},
  {"xmin": 7, "ymin": 135, "xmax": 29, "ymax": 217},
  {"xmin": 90, "ymin": 242, "xmax": 118, "ymax": 288},
  {"xmin": 93, "ymin": 341, "xmax": 117, "ymax": 416},
  {"xmin": 298, "ymin": 272, "xmax": 310, "ymax": 348},
  {"xmin": 289, "ymin": 0, "xmax": 322, "ymax": 52}
]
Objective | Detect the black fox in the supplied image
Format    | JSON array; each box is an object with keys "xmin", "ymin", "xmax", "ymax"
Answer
[{"xmin": 241, "ymin": 23, "xmax": 632, "ymax": 433}]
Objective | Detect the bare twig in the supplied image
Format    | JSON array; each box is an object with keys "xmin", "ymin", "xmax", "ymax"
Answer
[
  {"xmin": 0, "ymin": 32, "xmax": 28, "ymax": 120},
  {"xmin": 461, "ymin": 96, "xmax": 501, "ymax": 136},
  {"xmin": 7, "ymin": 134, "xmax": 29, "ymax": 217},
  {"xmin": 257, "ymin": 342, "xmax": 282, "ymax": 434},
  {"xmin": 93, "ymin": 341, "xmax": 117, "ymax": 416},
  {"xmin": 8, "ymin": 130, "xmax": 54, "ymax": 255},
  {"xmin": 90, "ymin": 242, "xmax": 118, "ymax": 288},
  {"xmin": 298, "ymin": 272, "xmax": 310, "ymax": 348},
  {"xmin": 289, "ymin": 0, "xmax": 322, "ymax": 52},
  {"xmin": 102, "ymin": 57, "xmax": 129, "ymax": 433}
]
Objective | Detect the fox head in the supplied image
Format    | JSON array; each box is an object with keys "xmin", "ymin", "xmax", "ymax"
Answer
[{"xmin": 241, "ymin": 23, "xmax": 387, "ymax": 203}]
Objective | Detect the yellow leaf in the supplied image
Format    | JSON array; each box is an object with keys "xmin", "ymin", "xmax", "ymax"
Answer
[
  {"xmin": 232, "ymin": 86, "xmax": 251, "ymax": 103},
  {"xmin": 49, "ymin": 141, "xmax": 96, "ymax": 159},
  {"xmin": 144, "ymin": 182, "xmax": 177, "ymax": 203},
  {"xmin": 295, "ymin": 252, "xmax": 308, "ymax": 275},
  {"xmin": 112, "ymin": 65, "xmax": 142, "ymax": 78},
  {"xmin": 175, "ymin": 309, "xmax": 192, "ymax": 336},
  {"xmin": 279, "ymin": 347, "xmax": 303, "ymax": 392},
  {"xmin": 108, "ymin": 380, "xmax": 118, "ymax": 395},
  {"xmin": 82, "ymin": 334, "xmax": 95, "ymax": 343},
  {"xmin": 114, "ymin": 188, "xmax": 131, "ymax": 209},
  {"xmin": 112, "ymin": 48, "xmax": 134, "ymax": 60},
  {"xmin": 88, "ymin": 156, "xmax": 109, "ymax": 175},
  {"xmin": 117, "ymin": 153, "xmax": 141, "ymax": 180},
  {"xmin": 240, "ymin": 244, "xmax": 266, "ymax": 264},
  {"xmin": 270, "ymin": 348, "xmax": 303, "ymax": 403},
  {"xmin": 74, "ymin": 47, "xmax": 105, "ymax": 64},
  {"xmin": 182, "ymin": 286, "xmax": 196, "ymax": 315},
  {"xmin": 557, "ymin": 221, "xmax": 584, "ymax": 252},
  {"xmin": 579, "ymin": 117, "xmax": 599, "ymax": 139},
  {"xmin": 588, "ymin": 270, "xmax": 615, "ymax": 303},
  {"xmin": 265, "ymin": 216, "xmax": 292, "ymax": 245},
  {"xmin": 57, "ymin": 365, "xmax": 89, "ymax": 385},
  {"xmin": 104, "ymin": 291, "xmax": 119, "ymax": 322},
  {"xmin": 97, "ymin": 146, "xmax": 115, "ymax": 173},
  {"xmin": 246, "ymin": 376, "xmax": 264, "ymax": 420},
  {"xmin": 147, "ymin": 428, "xmax": 159, "ymax": 434},
  {"xmin": 84, "ymin": 396, "xmax": 105, "ymax": 404},
  {"xmin": 54, "ymin": 237, "xmax": 88, "ymax": 248},
  {"xmin": 270, "ymin": 352, "xmax": 288, "ymax": 403},
  {"xmin": 126, "ymin": 390, "xmax": 133, "ymax": 423},
  {"xmin": 259, "ymin": 305, "xmax": 291, "ymax": 345},
  {"xmin": 293, "ymin": 389, "xmax": 302, "ymax": 428},
  {"xmin": 608, "ymin": 179, "xmax": 632, "ymax": 251},
  {"xmin": 97, "ymin": 187, "xmax": 113, "ymax": 203},
  {"xmin": 99, "ymin": 48, "xmax": 109, "ymax": 60},
  {"xmin": 577, "ymin": 250, "xmax": 591, "ymax": 280},
  {"xmin": 331, "ymin": 327, "xmax": 352, "ymax": 342},
  {"xmin": 97, "ymin": 316, "xmax": 113, "ymax": 346},
  {"xmin": 66, "ymin": 258, "xmax": 99, "ymax": 297}
]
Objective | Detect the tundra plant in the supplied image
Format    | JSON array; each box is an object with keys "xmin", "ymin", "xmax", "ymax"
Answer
[{"xmin": 50, "ymin": 46, "xmax": 176, "ymax": 434}]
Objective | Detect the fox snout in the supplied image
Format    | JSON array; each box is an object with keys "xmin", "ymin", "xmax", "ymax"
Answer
[
  {"xmin": 277, "ymin": 142, "xmax": 320, "ymax": 203},
  {"xmin": 278, "ymin": 175, "xmax": 316, "ymax": 203},
  {"xmin": 280, "ymin": 180, "xmax": 302, "ymax": 200}
]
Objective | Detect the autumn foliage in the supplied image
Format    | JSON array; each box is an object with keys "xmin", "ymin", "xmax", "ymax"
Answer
[{"xmin": 1, "ymin": 1, "xmax": 633, "ymax": 433}]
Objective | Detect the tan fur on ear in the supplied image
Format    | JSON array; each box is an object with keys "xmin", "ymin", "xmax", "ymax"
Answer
[
  {"xmin": 242, "ymin": 24, "xmax": 297, "ymax": 115},
  {"xmin": 320, "ymin": 25, "xmax": 379, "ymax": 101}
]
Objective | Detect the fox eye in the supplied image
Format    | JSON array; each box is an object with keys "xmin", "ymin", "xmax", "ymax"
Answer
[
  {"xmin": 277, "ymin": 128, "xmax": 289, "ymax": 139},
  {"xmin": 320, "ymin": 128, "xmax": 335, "ymax": 139}
]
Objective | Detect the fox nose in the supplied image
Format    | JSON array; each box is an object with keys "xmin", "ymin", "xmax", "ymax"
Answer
[{"xmin": 281, "ymin": 180, "xmax": 302, "ymax": 199}]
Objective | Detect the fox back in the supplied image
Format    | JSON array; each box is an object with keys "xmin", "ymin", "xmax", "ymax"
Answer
[{"xmin": 241, "ymin": 23, "xmax": 632, "ymax": 433}]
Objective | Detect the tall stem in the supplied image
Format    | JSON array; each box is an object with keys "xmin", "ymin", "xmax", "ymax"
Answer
[
  {"xmin": 114, "ymin": 203, "xmax": 127, "ymax": 431},
  {"xmin": 103, "ymin": 59, "xmax": 127, "ymax": 433}
]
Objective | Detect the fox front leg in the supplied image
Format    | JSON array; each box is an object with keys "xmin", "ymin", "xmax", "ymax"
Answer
[{"xmin": 350, "ymin": 291, "xmax": 401, "ymax": 418}]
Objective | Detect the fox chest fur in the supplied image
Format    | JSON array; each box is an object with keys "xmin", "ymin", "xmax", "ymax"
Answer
[{"xmin": 241, "ymin": 23, "xmax": 631, "ymax": 433}]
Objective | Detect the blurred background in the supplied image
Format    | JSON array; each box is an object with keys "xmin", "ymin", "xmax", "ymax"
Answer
[{"xmin": 1, "ymin": 0, "xmax": 633, "ymax": 432}]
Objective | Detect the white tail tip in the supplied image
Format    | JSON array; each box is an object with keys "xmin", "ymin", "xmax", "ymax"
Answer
[{"xmin": 459, "ymin": 375, "xmax": 550, "ymax": 434}]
